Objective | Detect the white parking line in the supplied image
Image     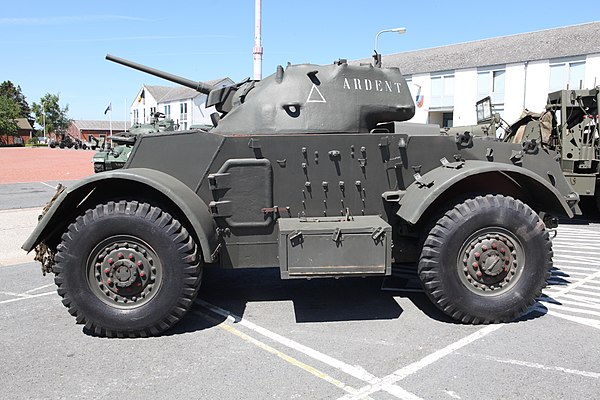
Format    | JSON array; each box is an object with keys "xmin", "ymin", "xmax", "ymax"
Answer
[
  {"xmin": 196, "ymin": 299, "xmax": 423, "ymax": 400},
  {"xmin": 192, "ymin": 309, "xmax": 363, "ymax": 397},
  {"xmin": 338, "ymin": 324, "xmax": 504, "ymax": 400},
  {"xmin": 534, "ymin": 306, "xmax": 600, "ymax": 330},
  {"xmin": 38, "ymin": 181, "xmax": 57, "ymax": 189},
  {"xmin": 0, "ymin": 291, "xmax": 55, "ymax": 304},
  {"xmin": 475, "ymin": 355, "xmax": 600, "ymax": 378},
  {"xmin": 24, "ymin": 283, "xmax": 54, "ymax": 294},
  {"xmin": 0, "ymin": 291, "xmax": 32, "ymax": 298}
]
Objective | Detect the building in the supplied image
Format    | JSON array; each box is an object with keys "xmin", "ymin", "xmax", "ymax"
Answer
[
  {"xmin": 369, "ymin": 21, "xmax": 600, "ymax": 128},
  {"xmin": 130, "ymin": 77, "xmax": 234, "ymax": 130},
  {"xmin": 0, "ymin": 118, "xmax": 33, "ymax": 145},
  {"xmin": 66, "ymin": 120, "xmax": 128, "ymax": 142}
]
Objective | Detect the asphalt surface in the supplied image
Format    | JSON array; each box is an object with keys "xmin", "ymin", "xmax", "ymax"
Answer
[{"xmin": 1, "ymin": 182, "xmax": 599, "ymax": 400}]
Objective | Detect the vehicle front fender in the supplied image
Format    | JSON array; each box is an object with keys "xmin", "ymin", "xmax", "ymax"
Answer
[
  {"xmin": 22, "ymin": 168, "xmax": 219, "ymax": 263},
  {"xmin": 397, "ymin": 160, "xmax": 576, "ymax": 225}
]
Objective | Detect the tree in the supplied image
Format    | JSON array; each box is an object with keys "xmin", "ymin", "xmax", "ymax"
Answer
[
  {"xmin": 0, "ymin": 81, "xmax": 34, "ymax": 128},
  {"xmin": 0, "ymin": 96, "xmax": 20, "ymax": 144},
  {"xmin": 32, "ymin": 93, "xmax": 70, "ymax": 138}
]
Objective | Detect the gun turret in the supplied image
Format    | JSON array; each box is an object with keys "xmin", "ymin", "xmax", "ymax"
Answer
[
  {"xmin": 107, "ymin": 54, "xmax": 415, "ymax": 134},
  {"xmin": 106, "ymin": 54, "xmax": 215, "ymax": 95}
]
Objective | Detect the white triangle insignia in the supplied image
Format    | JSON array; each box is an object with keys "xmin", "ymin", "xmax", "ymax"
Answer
[{"xmin": 307, "ymin": 84, "xmax": 326, "ymax": 103}]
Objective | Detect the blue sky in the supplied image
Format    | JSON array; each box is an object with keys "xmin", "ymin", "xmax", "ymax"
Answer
[{"xmin": 1, "ymin": 1, "xmax": 598, "ymax": 123}]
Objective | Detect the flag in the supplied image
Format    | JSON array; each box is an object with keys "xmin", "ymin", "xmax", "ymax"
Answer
[
  {"xmin": 104, "ymin": 102, "xmax": 112, "ymax": 115},
  {"xmin": 137, "ymin": 89, "xmax": 145, "ymax": 103},
  {"xmin": 416, "ymin": 95, "xmax": 425, "ymax": 108}
]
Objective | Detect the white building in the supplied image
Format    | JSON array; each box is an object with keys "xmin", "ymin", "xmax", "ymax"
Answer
[
  {"xmin": 130, "ymin": 77, "xmax": 234, "ymax": 130},
  {"xmin": 374, "ymin": 21, "xmax": 600, "ymax": 128}
]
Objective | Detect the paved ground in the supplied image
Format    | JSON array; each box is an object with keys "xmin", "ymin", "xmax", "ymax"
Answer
[
  {"xmin": 1, "ymin": 148, "xmax": 599, "ymax": 399},
  {"xmin": 0, "ymin": 147, "xmax": 93, "ymax": 184}
]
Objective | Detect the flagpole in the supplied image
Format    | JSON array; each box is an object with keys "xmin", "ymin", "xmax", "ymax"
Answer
[{"xmin": 125, "ymin": 97, "xmax": 128, "ymax": 132}]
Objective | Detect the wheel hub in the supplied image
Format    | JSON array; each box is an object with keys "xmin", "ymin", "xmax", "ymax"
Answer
[
  {"xmin": 89, "ymin": 238, "xmax": 161, "ymax": 307},
  {"xmin": 461, "ymin": 233, "xmax": 520, "ymax": 293}
]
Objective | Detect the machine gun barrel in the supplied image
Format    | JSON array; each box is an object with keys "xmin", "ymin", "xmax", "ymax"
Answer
[{"xmin": 106, "ymin": 54, "xmax": 215, "ymax": 95}]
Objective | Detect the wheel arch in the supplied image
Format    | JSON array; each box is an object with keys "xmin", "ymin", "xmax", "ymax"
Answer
[
  {"xmin": 23, "ymin": 168, "xmax": 219, "ymax": 264},
  {"xmin": 398, "ymin": 160, "xmax": 575, "ymax": 226}
]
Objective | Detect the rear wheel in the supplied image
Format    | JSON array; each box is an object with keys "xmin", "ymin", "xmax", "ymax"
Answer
[
  {"xmin": 93, "ymin": 163, "xmax": 105, "ymax": 173},
  {"xmin": 54, "ymin": 201, "xmax": 202, "ymax": 337},
  {"xmin": 418, "ymin": 195, "xmax": 551, "ymax": 324}
]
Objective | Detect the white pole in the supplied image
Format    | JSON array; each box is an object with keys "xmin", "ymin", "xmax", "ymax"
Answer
[
  {"xmin": 125, "ymin": 97, "xmax": 128, "ymax": 132},
  {"xmin": 253, "ymin": 0, "xmax": 263, "ymax": 80}
]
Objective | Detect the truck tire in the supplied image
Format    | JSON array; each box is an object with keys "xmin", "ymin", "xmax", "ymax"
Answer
[
  {"xmin": 418, "ymin": 195, "xmax": 551, "ymax": 324},
  {"xmin": 93, "ymin": 163, "xmax": 105, "ymax": 173},
  {"xmin": 53, "ymin": 201, "xmax": 202, "ymax": 337}
]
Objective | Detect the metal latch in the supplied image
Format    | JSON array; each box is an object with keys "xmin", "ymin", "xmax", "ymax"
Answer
[
  {"xmin": 378, "ymin": 136, "xmax": 390, "ymax": 147},
  {"xmin": 289, "ymin": 230, "xmax": 303, "ymax": 247},
  {"xmin": 510, "ymin": 150, "xmax": 523, "ymax": 165},
  {"xmin": 440, "ymin": 157, "xmax": 464, "ymax": 169},
  {"xmin": 413, "ymin": 173, "xmax": 434, "ymax": 188},
  {"xmin": 208, "ymin": 173, "xmax": 231, "ymax": 190},
  {"xmin": 209, "ymin": 200, "xmax": 232, "ymax": 217},
  {"xmin": 371, "ymin": 227, "xmax": 385, "ymax": 241},
  {"xmin": 332, "ymin": 228, "xmax": 342, "ymax": 243},
  {"xmin": 248, "ymin": 138, "xmax": 261, "ymax": 149}
]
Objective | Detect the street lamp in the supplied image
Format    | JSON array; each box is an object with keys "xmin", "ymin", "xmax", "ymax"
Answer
[{"xmin": 374, "ymin": 27, "xmax": 407, "ymax": 67}]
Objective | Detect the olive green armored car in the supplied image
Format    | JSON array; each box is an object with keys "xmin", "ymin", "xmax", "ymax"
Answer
[
  {"xmin": 93, "ymin": 112, "xmax": 177, "ymax": 173},
  {"xmin": 23, "ymin": 53, "xmax": 580, "ymax": 337}
]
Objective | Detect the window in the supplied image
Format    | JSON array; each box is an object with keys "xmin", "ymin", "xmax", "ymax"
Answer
[
  {"xmin": 442, "ymin": 112, "xmax": 453, "ymax": 128},
  {"xmin": 179, "ymin": 103, "xmax": 188, "ymax": 130},
  {"xmin": 477, "ymin": 67, "xmax": 505, "ymax": 104},
  {"xmin": 549, "ymin": 59, "xmax": 586, "ymax": 91},
  {"xmin": 180, "ymin": 103, "xmax": 187, "ymax": 121},
  {"xmin": 150, "ymin": 107, "xmax": 156, "ymax": 118},
  {"xmin": 430, "ymin": 73, "xmax": 454, "ymax": 108},
  {"xmin": 133, "ymin": 109, "xmax": 138, "ymax": 124},
  {"xmin": 164, "ymin": 105, "xmax": 171, "ymax": 119}
]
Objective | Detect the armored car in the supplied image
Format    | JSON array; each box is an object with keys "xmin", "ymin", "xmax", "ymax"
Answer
[{"xmin": 23, "ymin": 54, "xmax": 579, "ymax": 337}]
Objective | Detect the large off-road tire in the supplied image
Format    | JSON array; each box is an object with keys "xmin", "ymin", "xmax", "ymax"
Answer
[
  {"xmin": 93, "ymin": 163, "xmax": 105, "ymax": 173},
  {"xmin": 53, "ymin": 201, "xmax": 202, "ymax": 337},
  {"xmin": 418, "ymin": 195, "xmax": 551, "ymax": 324}
]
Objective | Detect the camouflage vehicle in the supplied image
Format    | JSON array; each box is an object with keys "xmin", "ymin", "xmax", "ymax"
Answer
[
  {"xmin": 23, "ymin": 53, "xmax": 579, "ymax": 337},
  {"xmin": 92, "ymin": 112, "xmax": 177, "ymax": 173}
]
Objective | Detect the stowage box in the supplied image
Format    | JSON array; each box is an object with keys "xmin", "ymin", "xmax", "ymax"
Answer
[{"xmin": 278, "ymin": 215, "xmax": 391, "ymax": 279}]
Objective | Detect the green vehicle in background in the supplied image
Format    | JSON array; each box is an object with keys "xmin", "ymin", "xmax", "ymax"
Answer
[
  {"xmin": 451, "ymin": 87, "xmax": 600, "ymax": 212},
  {"xmin": 92, "ymin": 112, "xmax": 177, "ymax": 173}
]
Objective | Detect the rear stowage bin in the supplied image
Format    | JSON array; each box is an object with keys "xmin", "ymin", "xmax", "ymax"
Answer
[{"xmin": 278, "ymin": 215, "xmax": 391, "ymax": 278}]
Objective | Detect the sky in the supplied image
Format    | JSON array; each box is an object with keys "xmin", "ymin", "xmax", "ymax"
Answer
[{"xmin": 1, "ymin": 1, "xmax": 598, "ymax": 124}]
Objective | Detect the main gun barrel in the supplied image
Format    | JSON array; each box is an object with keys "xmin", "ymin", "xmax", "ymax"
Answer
[{"xmin": 106, "ymin": 54, "xmax": 215, "ymax": 95}]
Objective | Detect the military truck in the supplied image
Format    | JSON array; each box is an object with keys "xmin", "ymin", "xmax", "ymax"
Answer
[
  {"xmin": 92, "ymin": 112, "xmax": 177, "ymax": 173},
  {"xmin": 506, "ymin": 87, "xmax": 599, "ymax": 211},
  {"xmin": 23, "ymin": 53, "xmax": 579, "ymax": 337},
  {"xmin": 454, "ymin": 88, "xmax": 599, "ymax": 212}
]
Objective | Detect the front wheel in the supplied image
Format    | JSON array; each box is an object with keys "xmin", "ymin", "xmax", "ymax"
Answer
[
  {"xmin": 53, "ymin": 201, "xmax": 203, "ymax": 337},
  {"xmin": 418, "ymin": 195, "xmax": 551, "ymax": 324}
]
